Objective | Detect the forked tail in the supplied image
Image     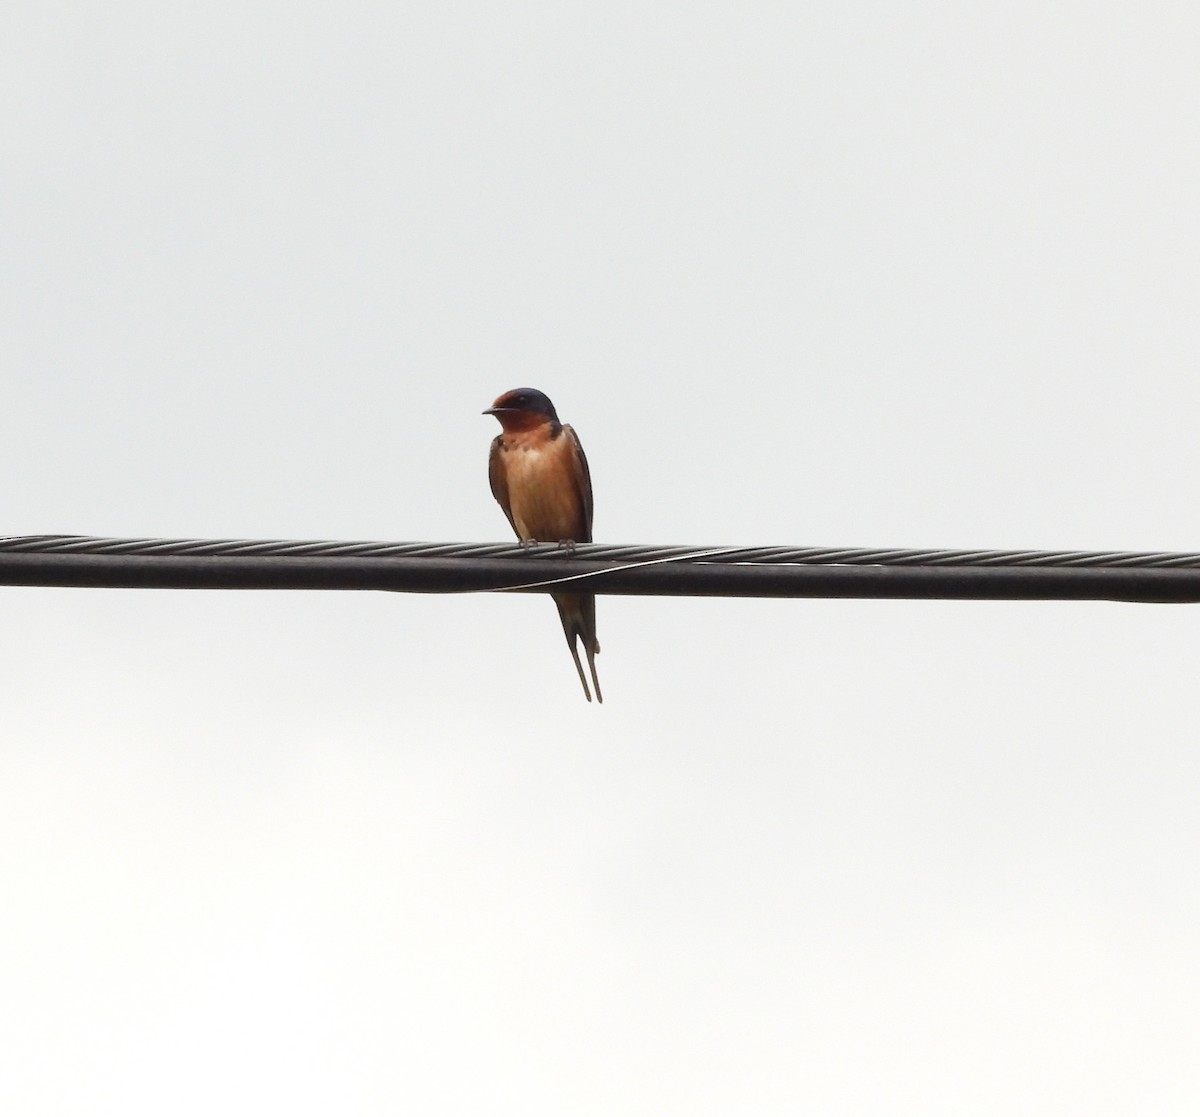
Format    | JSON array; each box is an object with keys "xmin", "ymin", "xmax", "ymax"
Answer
[{"xmin": 553, "ymin": 592, "xmax": 602, "ymax": 703}]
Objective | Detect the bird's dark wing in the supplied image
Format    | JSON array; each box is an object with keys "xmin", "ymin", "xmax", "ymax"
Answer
[
  {"xmin": 563, "ymin": 424, "xmax": 593, "ymax": 543},
  {"xmin": 488, "ymin": 435, "xmax": 518, "ymax": 537}
]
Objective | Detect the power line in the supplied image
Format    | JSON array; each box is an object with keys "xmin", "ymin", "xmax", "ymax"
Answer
[{"xmin": 1, "ymin": 534, "xmax": 1199, "ymax": 602}]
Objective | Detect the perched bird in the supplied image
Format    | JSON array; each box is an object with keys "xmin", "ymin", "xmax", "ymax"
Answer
[{"xmin": 484, "ymin": 388, "xmax": 602, "ymax": 703}]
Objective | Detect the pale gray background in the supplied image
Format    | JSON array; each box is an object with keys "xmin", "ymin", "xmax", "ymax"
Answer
[{"xmin": 3, "ymin": 3, "xmax": 1199, "ymax": 1113}]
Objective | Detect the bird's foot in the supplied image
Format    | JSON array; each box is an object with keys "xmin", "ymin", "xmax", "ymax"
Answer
[{"xmin": 557, "ymin": 539, "xmax": 578, "ymax": 555}]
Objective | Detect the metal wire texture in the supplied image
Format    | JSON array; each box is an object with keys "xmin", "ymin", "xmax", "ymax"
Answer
[{"xmin": 2, "ymin": 534, "xmax": 1200, "ymax": 602}]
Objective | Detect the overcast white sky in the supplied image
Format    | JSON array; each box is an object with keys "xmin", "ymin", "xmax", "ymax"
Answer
[{"xmin": 3, "ymin": 3, "xmax": 1200, "ymax": 1113}]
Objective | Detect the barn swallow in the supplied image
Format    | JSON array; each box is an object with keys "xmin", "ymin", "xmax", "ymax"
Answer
[{"xmin": 484, "ymin": 388, "xmax": 602, "ymax": 703}]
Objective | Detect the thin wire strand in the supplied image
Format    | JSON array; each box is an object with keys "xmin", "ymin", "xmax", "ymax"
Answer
[{"xmin": 484, "ymin": 548, "xmax": 745, "ymax": 594}]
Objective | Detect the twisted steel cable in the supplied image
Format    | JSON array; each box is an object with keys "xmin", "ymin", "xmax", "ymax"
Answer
[
  {"xmin": 1, "ymin": 534, "xmax": 1200, "ymax": 601},
  {"xmin": 5, "ymin": 534, "xmax": 1200, "ymax": 566}
]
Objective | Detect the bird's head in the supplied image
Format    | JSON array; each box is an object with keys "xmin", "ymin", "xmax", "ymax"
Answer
[{"xmin": 483, "ymin": 388, "xmax": 561, "ymax": 432}]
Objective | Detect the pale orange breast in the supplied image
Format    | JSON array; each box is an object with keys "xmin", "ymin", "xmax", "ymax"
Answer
[{"xmin": 502, "ymin": 433, "xmax": 587, "ymax": 543}]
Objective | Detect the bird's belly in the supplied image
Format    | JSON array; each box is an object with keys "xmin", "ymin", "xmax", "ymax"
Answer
[{"xmin": 506, "ymin": 446, "xmax": 582, "ymax": 542}]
